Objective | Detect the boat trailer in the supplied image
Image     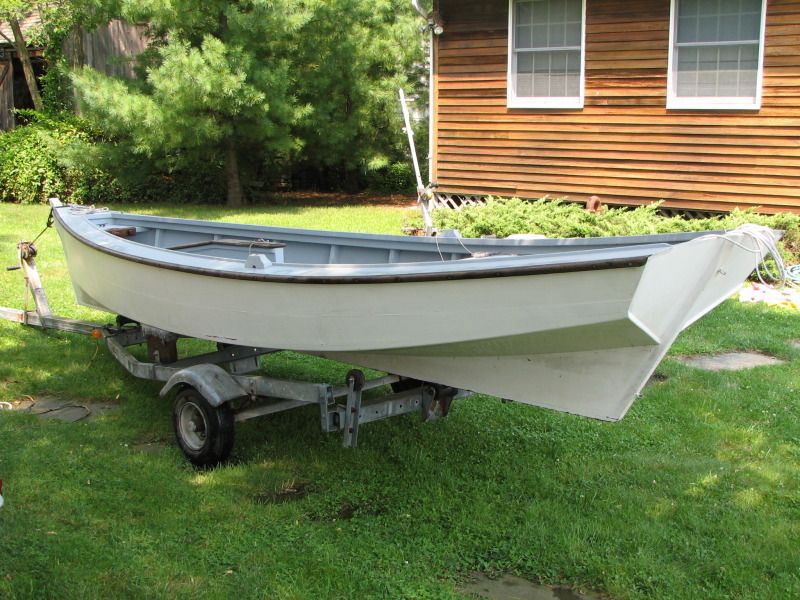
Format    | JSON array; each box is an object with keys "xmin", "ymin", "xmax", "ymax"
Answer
[{"xmin": 1, "ymin": 242, "xmax": 469, "ymax": 465}]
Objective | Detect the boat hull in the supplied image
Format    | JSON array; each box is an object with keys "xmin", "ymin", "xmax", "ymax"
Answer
[{"xmin": 52, "ymin": 206, "xmax": 767, "ymax": 421}]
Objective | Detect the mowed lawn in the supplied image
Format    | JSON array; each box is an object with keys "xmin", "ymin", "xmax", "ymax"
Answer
[{"xmin": 0, "ymin": 203, "xmax": 798, "ymax": 600}]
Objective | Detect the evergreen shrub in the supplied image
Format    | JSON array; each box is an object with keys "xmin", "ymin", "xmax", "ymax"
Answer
[
  {"xmin": 0, "ymin": 111, "xmax": 116, "ymax": 204},
  {"xmin": 433, "ymin": 197, "xmax": 800, "ymax": 264},
  {"xmin": 364, "ymin": 161, "xmax": 416, "ymax": 193},
  {"xmin": 0, "ymin": 111, "xmax": 225, "ymax": 205}
]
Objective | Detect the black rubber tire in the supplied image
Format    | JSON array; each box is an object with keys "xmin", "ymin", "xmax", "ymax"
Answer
[
  {"xmin": 346, "ymin": 369, "xmax": 366, "ymax": 392},
  {"xmin": 172, "ymin": 387, "xmax": 234, "ymax": 467}
]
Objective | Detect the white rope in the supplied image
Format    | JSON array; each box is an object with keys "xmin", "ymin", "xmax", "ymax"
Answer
[{"xmin": 698, "ymin": 224, "xmax": 797, "ymax": 289}]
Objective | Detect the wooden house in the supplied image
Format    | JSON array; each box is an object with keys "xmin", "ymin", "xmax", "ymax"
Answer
[{"xmin": 425, "ymin": 0, "xmax": 800, "ymax": 214}]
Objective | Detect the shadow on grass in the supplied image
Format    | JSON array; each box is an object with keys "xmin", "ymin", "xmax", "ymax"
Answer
[{"xmin": 1, "ymin": 307, "xmax": 798, "ymax": 598}]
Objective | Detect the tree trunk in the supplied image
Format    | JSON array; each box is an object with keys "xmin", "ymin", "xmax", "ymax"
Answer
[
  {"xmin": 9, "ymin": 17, "xmax": 43, "ymax": 112},
  {"xmin": 69, "ymin": 23, "xmax": 85, "ymax": 114},
  {"xmin": 225, "ymin": 137, "xmax": 244, "ymax": 207}
]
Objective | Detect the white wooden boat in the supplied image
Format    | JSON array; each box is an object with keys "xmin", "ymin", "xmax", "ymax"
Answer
[{"xmin": 50, "ymin": 199, "xmax": 776, "ymax": 421}]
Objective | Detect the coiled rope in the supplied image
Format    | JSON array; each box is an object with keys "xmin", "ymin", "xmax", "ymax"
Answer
[{"xmin": 705, "ymin": 224, "xmax": 799, "ymax": 289}]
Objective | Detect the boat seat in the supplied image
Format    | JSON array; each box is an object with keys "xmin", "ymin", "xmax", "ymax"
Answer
[{"xmin": 168, "ymin": 239, "xmax": 287, "ymax": 251}]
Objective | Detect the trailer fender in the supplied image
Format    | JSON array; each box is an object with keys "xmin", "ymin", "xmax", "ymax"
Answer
[{"xmin": 159, "ymin": 364, "xmax": 246, "ymax": 407}]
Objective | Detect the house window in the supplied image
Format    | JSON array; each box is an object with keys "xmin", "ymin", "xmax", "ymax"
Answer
[
  {"xmin": 508, "ymin": 0, "xmax": 586, "ymax": 109},
  {"xmin": 668, "ymin": 0, "xmax": 767, "ymax": 109}
]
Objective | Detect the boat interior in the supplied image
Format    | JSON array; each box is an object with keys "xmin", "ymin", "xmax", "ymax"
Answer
[{"xmin": 83, "ymin": 210, "xmax": 706, "ymax": 267}]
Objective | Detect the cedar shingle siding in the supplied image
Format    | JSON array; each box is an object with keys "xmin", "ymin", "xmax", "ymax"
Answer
[{"xmin": 433, "ymin": 0, "xmax": 800, "ymax": 213}]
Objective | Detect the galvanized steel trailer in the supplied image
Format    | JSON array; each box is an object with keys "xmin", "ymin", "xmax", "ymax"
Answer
[{"xmin": 1, "ymin": 241, "xmax": 467, "ymax": 466}]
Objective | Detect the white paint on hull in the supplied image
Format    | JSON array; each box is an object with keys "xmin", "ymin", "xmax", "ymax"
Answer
[{"xmin": 53, "ymin": 210, "xmax": 772, "ymax": 422}]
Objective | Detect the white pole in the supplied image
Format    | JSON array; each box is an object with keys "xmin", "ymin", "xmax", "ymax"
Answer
[
  {"xmin": 399, "ymin": 88, "xmax": 434, "ymax": 233},
  {"xmin": 427, "ymin": 25, "xmax": 434, "ymax": 186}
]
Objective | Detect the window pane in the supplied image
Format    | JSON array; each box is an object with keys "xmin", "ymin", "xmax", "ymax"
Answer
[
  {"xmin": 697, "ymin": 15, "xmax": 720, "ymax": 42},
  {"xmin": 516, "ymin": 52, "xmax": 534, "ymax": 97},
  {"xmin": 532, "ymin": 53, "xmax": 550, "ymax": 96},
  {"xmin": 549, "ymin": 23, "xmax": 565, "ymax": 47},
  {"xmin": 682, "ymin": 0, "xmax": 699, "ymax": 17},
  {"xmin": 676, "ymin": 43, "xmax": 758, "ymax": 97},
  {"xmin": 677, "ymin": 0, "xmax": 761, "ymax": 43},
  {"xmin": 698, "ymin": 0, "xmax": 718, "ymax": 17},
  {"xmin": 719, "ymin": 14, "xmax": 739, "ymax": 41},
  {"xmin": 516, "ymin": 24, "xmax": 532, "ymax": 49},
  {"xmin": 526, "ymin": 0, "xmax": 582, "ymax": 49},
  {"xmin": 565, "ymin": 22, "xmax": 581, "ymax": 46},
  {"xmin": 513, "ymin": 0, "xmax": 583, "ymax": 100},
  {"xmin": 566, "ymin": 0, "xmax": 581, "ymax": 20},
  {"xmin": 517, "ymin": 0, "xmax": 533, "ymax": 26},
  {"xmin": 677, "ymin": 16, "xmax": 698, "ymax": 43},
  {"xmin": 531, "ymin": 24, "xmax": 548, "ymax": 47},
  {"xmin": 550, "ymin": 0, "xmax": 565, "ymax": 22},
  {"xmin": 740, "ymin": 9, "xmax": 761, "ymax": 39},
  {"xmin": 673, "ymin": 0, "xmax": 762, "ymax": 100},
  {"xmin": 741, "ymin": 0, "xmax": 761, "ymax": 13},
  {"xmin": 517, "ymin": 50, "xmax": 581, "ymax": 98}
]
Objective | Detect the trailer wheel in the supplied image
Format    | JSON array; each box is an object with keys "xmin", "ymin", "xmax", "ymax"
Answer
[{"xmin": 172, "ymin": 387, "xmax": 234, "ymax": 467}]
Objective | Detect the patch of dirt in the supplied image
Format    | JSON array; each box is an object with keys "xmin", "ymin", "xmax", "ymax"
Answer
[
  {"xmin": 253, "ymin": 481, "xmax": 312, "ymax": 505},
  {"xmin": 791, "ymin": 340, "xmax": 800, "ymax": 350},
  {"xmin": 646, "ymin": 373, "xmax": 668, "ymax": 385},
  {"xmin": 336, "ymin": 502, "xmax": 357, "ymax": 520},
  {"xmin": 676, "ymin": 352, "xmax": 785, "ymax": 372},
  {"xmin": 459, "ymin": 573, "xmax": 605, "ymax": 600},
  {"xmin": 306, "ymin": 499, "xmax": 388, "ymax": 521}
]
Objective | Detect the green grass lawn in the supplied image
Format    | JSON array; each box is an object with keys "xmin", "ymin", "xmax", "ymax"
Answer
[{"xmin": 0, "ymin": 203, "xmax": 798, "ymax": 600}]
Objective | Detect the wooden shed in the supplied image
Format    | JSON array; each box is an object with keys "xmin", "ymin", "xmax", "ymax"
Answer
[
  {"xmin": 0, "ymin": 12, "xmax": 45, "ymax": 131},
  {"xmin": 426, "ymin": 0, "xmax": 800, "ymax": 214},
  {"xmin": 0, "ymin": 12, "xmax": 147, "ymax": 131}
]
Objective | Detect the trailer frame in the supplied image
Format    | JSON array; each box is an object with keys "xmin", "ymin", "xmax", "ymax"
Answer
[{"xmin": 1, "ymin": 241, "xmax": 469, "ymax": 465}]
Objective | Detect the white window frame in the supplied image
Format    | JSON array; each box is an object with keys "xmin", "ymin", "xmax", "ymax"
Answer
[
  {"xmin": 667, "ymin": 0, "xmax": 768, "ymax": 110},
  {"xmin": 507, "ymin": 0, "xmax": 587, "ymax": 109}
]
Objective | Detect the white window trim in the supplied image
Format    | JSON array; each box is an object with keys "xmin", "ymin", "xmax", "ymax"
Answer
[
  {"xmin": 506, "ymin": 0, "xmax": 587, "ymax": 109},
  {"xmin": 666, "ymin": 0, "xmax": 767, "ymax": 110}
]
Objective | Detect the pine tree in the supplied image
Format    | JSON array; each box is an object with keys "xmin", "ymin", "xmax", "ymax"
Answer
[
  {"xmin": 290, "ymin": 0, "xmax": 423, "ymax": 189},
  {"xmin": 72, "ymin": 0, "xmax": 424, "ymax": 202},
  {"xmin": 73, "ymin": 0, "xmax": 303, "ymax": 206}
]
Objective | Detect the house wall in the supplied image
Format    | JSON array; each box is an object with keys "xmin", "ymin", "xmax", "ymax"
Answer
[{"xmin": 432, "ymin": 0, "xmax": 800, "ymax": 213}]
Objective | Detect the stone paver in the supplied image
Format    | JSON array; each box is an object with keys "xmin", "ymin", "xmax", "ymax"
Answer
[
  {"xmin": 39, "ymin": 405, "xmax": 91, "ymax": 423},
  {"xmin": 2, "ymin": 396, "xmax": 116, "ymax": 422},
  {"xmin": 677, "ymin": 352, "xmax": 785, "ymax": 372},
  {"xmin": 460, "ymin": 574, "xmax": 601, "ymax": 600},
  {"xmin": 792, "ymin": 340, "xmax": 800, "ymax": 350}
]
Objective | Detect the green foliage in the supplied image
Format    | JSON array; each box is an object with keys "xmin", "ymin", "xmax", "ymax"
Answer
[
  {"xmin": 364, "ymin": 161, "xmax": 416, "ymax": 193},
  {"xmin": 0, "ymin": 110, "xmax": 116, "ymax": 204},
  {"xmin": 71, "ymin": 0, "xmax": 310, "ymax": 205},
  {"xmin": 0, "ymin": 111, "xmax": 225, "ymax": 204},
  {"xmin": 66, "ymin": 0, "xmax": 424, "ymax": 200},
  {"xmin": 434, "ymin": 197, "xmax": 800, "ymax": 263},
  {"xmin": 289, "ymin": 0, "xmax": 424, "ymax": 178}
]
